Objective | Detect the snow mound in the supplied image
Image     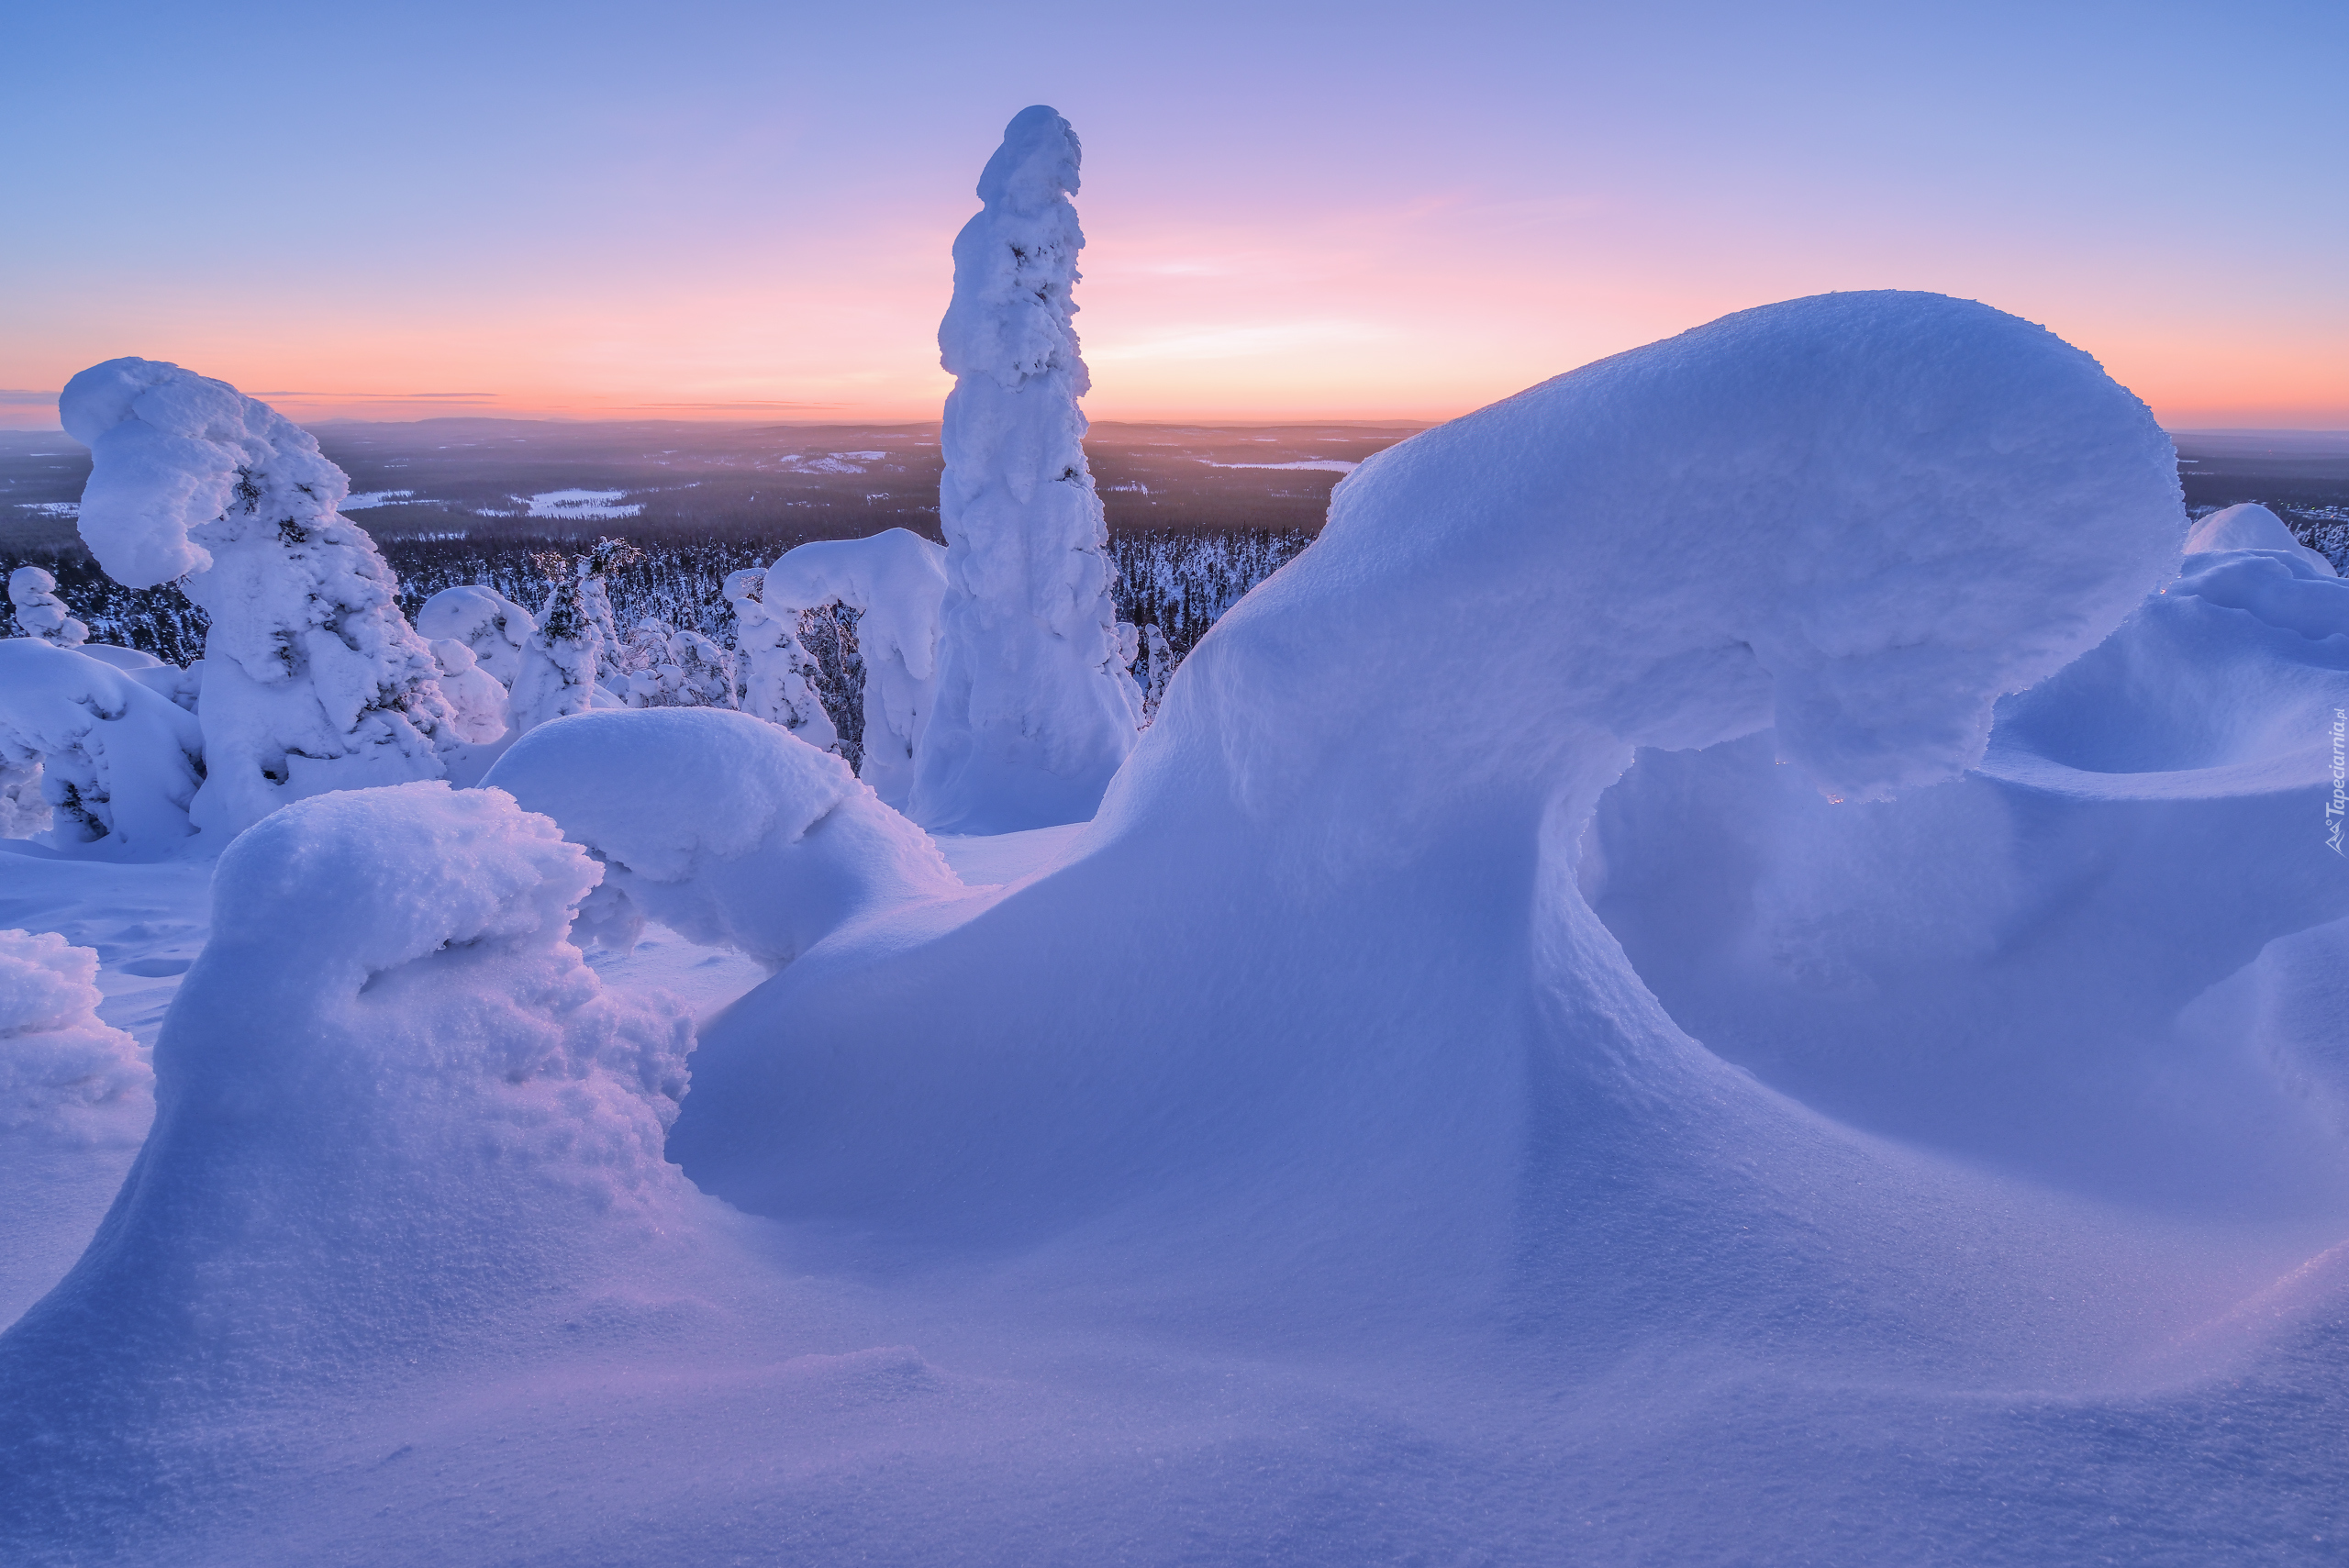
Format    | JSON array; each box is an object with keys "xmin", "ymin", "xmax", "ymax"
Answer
[
  {"xmin": 0, "ymin": 783, "xmax": 693, "ymax": 1412},
  {"xmin": 681, "ymin": 291, "xmax": 2185, "ymax": 1335},
  {"xmin": 485, "ymin": 708, "xmax": 963, "ymax": 969},
  {"xmin": 0, "ymin": 929, "xmax": 150, "ymax": 1142},
  {"xmin": 2188, "ymin": 501, "xmax": 2336, "ymax": 574},
  {"xmin": 429, "ymin": 639, "xmax": 510, "ymax": 744},
  {"xmin": 0, "ymin": 639, "xmax": 204, "ymax": 852},
  {"xmin": 764, "ymin": 528, "xmax": 948, "ymax": 810},
  {"xmin": 7, "ymin": 566, "xmax": 87, "ymax": 647}
]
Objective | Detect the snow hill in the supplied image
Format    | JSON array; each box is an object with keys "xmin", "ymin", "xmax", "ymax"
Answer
[{"xmin": 2, "ymin": 290, "xmax": 2346, "ymax": 1565}]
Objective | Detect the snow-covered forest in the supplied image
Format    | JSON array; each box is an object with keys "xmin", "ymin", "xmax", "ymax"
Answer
[{"xmin": 4, "ymin": 102, "xmax": 2348, "ymax": 1568}]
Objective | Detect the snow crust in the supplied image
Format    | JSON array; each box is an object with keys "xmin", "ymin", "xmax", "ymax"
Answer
[
  {"xmin": 763, "ymin": 527, "xmax": 948, "ymax": 809},
  {"xmin": 484, "ymin": 708, "xmax": 962, "ymax": 969},
  {"xmin": 912, "ymin": 107, "xmax": 1141, "ymax": 832}
]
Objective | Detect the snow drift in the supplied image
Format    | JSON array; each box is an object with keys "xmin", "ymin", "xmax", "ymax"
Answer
[
  {"xmin": 679, "ymin": 290, "xmax": 2188, "ymax": 1335},
  {"xmin": 484, "ymin": 708, "xmax": 962, "ymax": 969},
  {"xmin": 0, "ymin": 782, "xmax": 696, "ymax": 1523}
]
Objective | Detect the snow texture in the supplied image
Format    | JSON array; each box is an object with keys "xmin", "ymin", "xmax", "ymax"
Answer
[
  {"xmin": 723, "ymin": 568, "xmax": 836, "ymax": 751},
  {"xmin": 416, "ymin": 584, "xmax": 537, "ymax": 687},
  {"xmin": 763, "ymin": 528, "xmax": 948, "ymax": 810},
  {"xmin": 0, "ymin": 929, "xmax": 149, "ymax": 1142},
  {"xmin": 0, "ymin": 639, "xmax": 205, "ymax": 852},
  {"xmin": 7, "ymin": 568, "xmax": 87, "ymax": 648},
  {"xmin": 484, "ymin": 708, "xmax": 962, "ymax": 970},
  {"xmin": 61, "ymin": 359, "xmax": 454, "ymax": 840},
  {"xmin": 2188, "ymin": 500, "xmax": 2337, "ymax": 575},
  {"xmin": 911, "ymin": 107, "xmax": 1141, "ymax": 833}
]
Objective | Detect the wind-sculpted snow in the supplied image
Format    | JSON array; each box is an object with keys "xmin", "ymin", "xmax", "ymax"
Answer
[
  {"xmin": 913, "ymin": 106, "xmax": 1141, "ymax": 832},
  {"xmin": 61, "ymin": 359, "xmax": 454, "ymax": 839},
  {"xmin": 7, "ymin": 567, "xmax": 87, "ymax": 648},
  {"xmin": 0, "ymin": 783, "xmax": 696, "ymax": 1528},
  {"xmin": 485, "ymin": 708, "xmax": 963, "ymax": 969},
  {"xmin": 12, "ymin": 294, "xmax": 2349, "ymax": 1566},
  {"xmin": 764, "ymin": 528, "xmax": 948, "ymax": 810},
  {"xmin": 0, "ymin": 639, "xmax": 204, "ymax": 851}
]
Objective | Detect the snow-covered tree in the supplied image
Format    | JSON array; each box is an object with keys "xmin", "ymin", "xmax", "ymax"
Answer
[
  {"xmin": 60, "ymin": 358, "xmax": 454, "ymax": 840},
  {"xmin": 0, "ymin": 639, "xmax": 205, "ymax": 851},
  {"xmin": 429, "ymin": 639, "xmax": 510, "ymax": 745},
  {"xmin": 909, "ymin": 106, "xmax": 1143, "ymax": 833},
  {"xmin": 7, "ymin": 568, "xmax": 88, "ymax": 648},
  {"xmin": 1141, "ymin": 623, "xmax": 1173, "ymax": 726},
  {"xmin": 764, "ymin": 528, "xmax": 946, "ymax": 812},
  {"xmin": 509, "ymin": 539, "xmax": 638, "ymax": 736},
  {"xmin": 723, "ymin": 569, "xmax": 838, "ymax": 750},
  {"xmin": 417, "ymin": 584, "xmax": 537, "ymax": 688},
  {"xmin": 614, "ymin": 617, "xmax": 734, "ymax": 708}
]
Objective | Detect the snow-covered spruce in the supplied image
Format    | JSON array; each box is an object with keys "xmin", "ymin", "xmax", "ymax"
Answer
[
  {"xmin": 763, "ymin": 529, "xmax": 948, "ymax": 811},
  {"xmin": 61, "ymin": 359, "xmax": 454, "ymax": 840},
  {"xmin": 416, "ymin": 583, "xmax": 537, "ymax": 687},
  {"xmin": 1141, "ymin": 622, "xmax": 1173, "ymax": 725},
  {"xmin": 429, "ymin": 639, "xmax": 510, "ymax": 745},
  {"xmin": 911, "ymin": 106, "xmax": 1142, "ymax": 833},
  {"xmin": 7, "ymin": 568, "xmax": 88, "ymax": 648},
  {"xmin": 509, "ymin": 540, "xmax": 636, "ymax": 736},
  {"xmin": 2186, "ymin": 501, "xmax": 2338, "ymax": 575},
  {"xmin": 0, "ymin": 639, "xmax": 204, "ymax": 851},
  {"xmin": 0, "ymin": 929, "xmax": 150, "ymax": 1144},
  {"xmin": 723, "ymin": 568, "xmax": 837, "ymax": 752},
  {"xmin": 614, "ymin": 617, "xmax": 733, "ymax": 709},
  {"xmin": 485, "ymin": 708, "xmax": 963, "ymax": 970}
]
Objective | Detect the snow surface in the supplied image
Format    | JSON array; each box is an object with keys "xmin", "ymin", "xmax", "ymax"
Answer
[
  {"xmin": 763, "ymin": 527, "xmax": 948, "ymax": 811},
  {"xmin": 517, "ymin": 488, "xmax": 643, "ymax": 521},
  {"xmin": 912, "ymin": 106, "xmax": 1141, "ymax": 833},
  {"xmin": 5, "ymin": 293, "xmax": 2349, "ymax": 1566},
  {"xmin": 1197, "ymin": 457, "xmax": 1359, "ymax": 473}
]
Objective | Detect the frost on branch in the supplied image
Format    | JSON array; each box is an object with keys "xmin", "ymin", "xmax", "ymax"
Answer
[
  {"xmin": 910, "ymin": 106, "xmax": 1142, "ymax": 833},
  {"xmin": 60, "ymin": 358, "xmax": 455, "ymax": 840}
]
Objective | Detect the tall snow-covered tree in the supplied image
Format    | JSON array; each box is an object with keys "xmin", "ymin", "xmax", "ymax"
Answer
[
  {"xmin": 60, "ymin": 358, "xmax": 453, "ymax": 840},
  {"xmin": 909, "ymin": 106, "xmax": 1142, "ymax": 833}
]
